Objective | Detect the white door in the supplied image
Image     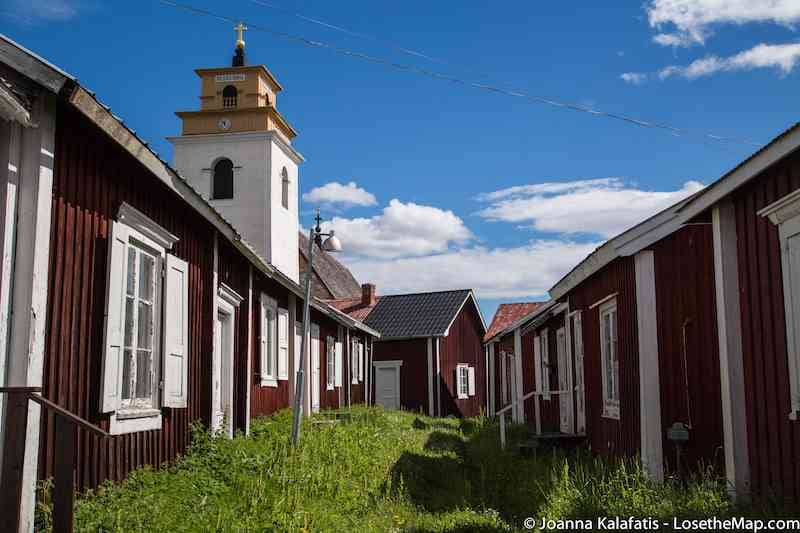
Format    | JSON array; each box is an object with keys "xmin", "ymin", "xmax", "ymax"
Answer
[
  {"xmin": 310, "ymin": 323, "xmax": 320, "ymax": 413},
  {"xmin": 212, "ymin": 308, "xmax": 234, "ymax": 436},
  {"xmin": 557, "ymin": 327, "xmax": 573, "ymax": 433},
  {"xmin": 212, "ymin": 317, "xmax": 223, "ymax": 430},
  {"xmin": 375, "ymin": 363, "xmax": 401, "ymax": 409},
  {"xmin": 573, "ymin": 312, "xmax": 586, "ymax": 434}
]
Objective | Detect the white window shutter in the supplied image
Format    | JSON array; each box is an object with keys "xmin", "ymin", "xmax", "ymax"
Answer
[
  {"xmin": 542, "ymin": 329, "xmax": 551, "ymax": 400},
  {"xmin": 278, "ymin": 308, "xmax": 289, "ymax": 380},
  {"xmin": 358, "ymin": 343, "xmax": 364, "ymax": 382},
  {"xmin": 533, "ymin": 336, "xmax": 542, "ymax": 397},
  {"xmin": 260, "ymin": 294, "xmax": 268, "ymax": 380},
  {"xmin": 500, "ymin": 351, "xmax": 507, "ymax": 404},
  {"xmin": 163, "ymin": 254, "xmax": 189, "ymax": 408},
  {"xmin": 335, "ymin": 340, "xmax": 343, "ymax": 387},
  {"xmin": 100, "ymin": 221, "xmax": 129, "ymax": 413},
  {"xmin": 468, "ymin": 366, "xmax": 476, "ymax": 396}
]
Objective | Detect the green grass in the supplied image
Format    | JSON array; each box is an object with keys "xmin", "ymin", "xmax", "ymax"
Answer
[{"xmin": 35, "ymin": 407, "xmax": 791, "ymax": 531}]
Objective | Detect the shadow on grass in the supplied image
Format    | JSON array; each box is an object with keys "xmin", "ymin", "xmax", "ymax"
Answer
[
  {"xmin": 390, "ymin": 451, "xmax": 469, "ymax": 512},
  {"xmin": 424, "ymin": 431, "xmax": 465, "ymax": 455}
]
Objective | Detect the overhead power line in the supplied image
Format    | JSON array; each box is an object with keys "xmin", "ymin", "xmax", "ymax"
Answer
[
  {"xmin": 247, "ymin": 0, "xmax": 467, "ymax": 72},
  {"xmin": 159, "ymin": 0, "xmax": 761, "ymax": 148}
]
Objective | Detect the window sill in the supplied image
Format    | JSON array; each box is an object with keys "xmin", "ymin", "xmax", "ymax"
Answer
[
  {"xmin": 602, "ymin": 404, "xmax": 620, "ymax": 420},
  {"xmin": 261, "ymin": 378, "xmax": 278, "ymax": 388},
  {"xmin": 109, "ymin": 410, "xmax": 162, "ymax": 435},
  {"xmin": 326, "ymin": 384, "xmax": 335, "ymax": 391}
]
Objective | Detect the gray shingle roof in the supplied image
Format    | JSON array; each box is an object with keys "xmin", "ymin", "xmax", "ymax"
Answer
[
  {"xmin": 298, "ymin": 231, "xmax": 362, "ymax": 300},
  {"xmin": 364, "ymin": 289, "xmax": 473, "ymax": 339}
]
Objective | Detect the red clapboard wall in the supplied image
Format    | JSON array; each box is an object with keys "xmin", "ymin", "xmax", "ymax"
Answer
[
  {"xmin": 372, "ymin": 338, "xmax": 429, "ymax": 414},
  {"xmin": 732, "ymin": 150, "xmax": 800, "ymax": 502},
  {"xmin": 439, "ymin": 299, "xmax": 486, "ymax": 417},
  {"xmin": 566, "ymin": 256, "xmax": 641, "ymax": 459},
  {"xmin": 651, "ymin": 225, "xmax": 724, "ymax": 475},
  {"xmin": 40, "ymin": 102, "xmax": 216, "ymax": 489}
]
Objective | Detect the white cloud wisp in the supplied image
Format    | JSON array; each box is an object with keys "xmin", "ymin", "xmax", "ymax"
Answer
[
  {"xmin": 477, "ymin": 178, "xmax": 704, "ymax": 238},
  {"xmin": 303, "ymin": 181, "xmax": 377, "ymax": 208}
]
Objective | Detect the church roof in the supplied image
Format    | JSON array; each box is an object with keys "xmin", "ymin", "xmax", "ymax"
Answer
[{"xmin": 298, "ymin": 231, "xmax": 362, "ymax": 300}]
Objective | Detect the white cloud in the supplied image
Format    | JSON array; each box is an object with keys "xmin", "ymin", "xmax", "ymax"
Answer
[
  {"xmin": 477, "ymin": 178, "xmax": 704, "ymax": 238},
  {"xmin": 321, "ymin": 199, "xmax": 473, "ymax": 259},
  {"xmin": 659, "ymin": 42, "xmax": 800, "ymax": 79},
  {"xmin": 647, "ymin": 0, "xmax": 800, "ymax": 47},
  {"xmin": 4, "ymin": 0, "xmax": 79, "ymax": 24},
  {"xmin": 345, "ymin": 240, "xmax": 600, "ymax": 299},
  {"xmin": 303, "ymin": 181, "xmax": 377, "ymax": 208},
  {"xmin": 620, "ymin": 72, "xmax": 648, "ymax": 84}
]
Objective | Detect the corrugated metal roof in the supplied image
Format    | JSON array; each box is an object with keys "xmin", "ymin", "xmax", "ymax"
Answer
[{"xmin": 364, "ymin": 289, "xmax": 472, "ymax": 339}]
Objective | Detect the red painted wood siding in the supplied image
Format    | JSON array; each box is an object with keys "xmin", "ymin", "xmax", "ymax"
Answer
[
  {"xmin": 372, "ymin": 338, "xmax": 429, "ymax": 414},
  {"xmin": 732, "ymin": 150, "xmax": 800, "ymax": 502},
  {"xmin": 524, "ymin": 317, "xmax": 564, "ymax": 433},
  {"xmin": 249, "ymin": 270, "xmax": 292, "ymax": 418},
  {"xmin": 567, "ymin": 257, "xmax": 640, "ymax": 459},
  {"xmin": 40, "ymin": 103, "xmax": 216, "ymax": 489},
  {"xmin": 651, "ymin": 225, "xmax": 724, "ymax": 475},
  {"xmin": 439, "ymin": 298, "xmax": 486, "ymax": 417}
]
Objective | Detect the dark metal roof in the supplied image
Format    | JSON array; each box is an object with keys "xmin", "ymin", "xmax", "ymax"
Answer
[
  {"xmin": 298, "ymin": 231, "xmax": 361, "ymax": 300},
  {"xmin": 364, "ymin": 289, "xmax": 474, "ymax": 339}
]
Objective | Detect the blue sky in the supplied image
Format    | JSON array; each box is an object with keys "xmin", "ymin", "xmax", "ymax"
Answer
[{"xmin": 4, "ymin": 0, "xmax": 800, "ymax": 321}]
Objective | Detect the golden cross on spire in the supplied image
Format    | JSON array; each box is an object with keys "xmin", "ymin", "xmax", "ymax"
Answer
[{"xmin": 235, "ymin": 22, "xmax": 247, "ymax": 49}]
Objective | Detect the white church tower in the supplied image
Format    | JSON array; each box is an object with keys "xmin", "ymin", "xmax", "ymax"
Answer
[{"xmin": 169, "ymin": 24, "xmax": 302, "ymax": 281}]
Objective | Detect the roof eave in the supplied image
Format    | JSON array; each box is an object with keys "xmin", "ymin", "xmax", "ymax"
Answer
[{"xmin": 678, "ymin": 123, "xmax": 800, "ymax": 222}]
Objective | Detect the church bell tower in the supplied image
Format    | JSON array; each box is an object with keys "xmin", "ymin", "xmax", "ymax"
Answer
[{"xmin": 168, "ymin": 24, "xmax": 303, "ymax": 282}]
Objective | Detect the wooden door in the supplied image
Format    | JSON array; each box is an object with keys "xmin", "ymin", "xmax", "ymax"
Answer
[{"xmin": 375, "ymin": 365, "xmax": 400, "ymax": 409}]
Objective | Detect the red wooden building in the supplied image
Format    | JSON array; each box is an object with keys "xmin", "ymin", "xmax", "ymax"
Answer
[
  {"xmin": 677, "ymin": 122, "xmax": 800, "ymax": 503},
  {"xmin": 486, "ymin": 197, "xmax": 724, "ymax": 483},
  {"xmin": 0, "ymin": 34, "xmax": 377, "ymax": 531},
  {"xmin": 334, "ymin": 288, "xmax": 487, "ymax": 417}
]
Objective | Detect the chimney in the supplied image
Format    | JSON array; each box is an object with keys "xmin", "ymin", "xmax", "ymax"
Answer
[{"xmin": 362, "ymin": 283, "xmax": 377, "ymax": 307}]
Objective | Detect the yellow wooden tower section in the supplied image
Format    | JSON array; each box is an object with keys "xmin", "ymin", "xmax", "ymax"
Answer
[{"xmin": 175, "ymin": 23, "xmax": 297, "ymax": 142}]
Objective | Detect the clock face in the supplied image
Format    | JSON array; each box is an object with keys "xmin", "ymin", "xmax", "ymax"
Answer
[{"xmin": 218, "ymin": 118, "xmax": 231, "ymax": 131}]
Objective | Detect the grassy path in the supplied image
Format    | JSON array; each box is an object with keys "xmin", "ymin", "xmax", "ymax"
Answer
[{"xmin": 36, "ymin": 407, "xmax": 788, "ymax": 531}]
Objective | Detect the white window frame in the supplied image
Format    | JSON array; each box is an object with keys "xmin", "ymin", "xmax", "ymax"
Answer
[
  {"xmin": 101, "ymin": 203, "xmax": 182, "ymax": 435},
  {"xmin": 326, "ymin": 336, "xmax": 336, "ymax": 390},
  {"xmin": 760, "ymin": 191, "xmax": 800, "ymax": 420},
  {"xmin": 260, "ymin": 294, "xmax": 278, "ymax": 387},
  {"xmin": 599, "ymin": 298, "xmax": 620, "ymax": 419},
  {"xmin": 457, "ymin": 363, "xmax": 470, "ymax": 400}
]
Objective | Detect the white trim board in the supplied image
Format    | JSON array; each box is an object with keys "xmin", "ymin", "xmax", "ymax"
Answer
[{"xmin": 589, "ymin": 292, "xmax": 618, "ymax": 310}]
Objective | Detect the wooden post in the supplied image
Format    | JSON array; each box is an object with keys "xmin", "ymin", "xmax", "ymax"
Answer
[
  {"xmin": 53, "ymin": 415, "xmax": 75, "ymax": 533},
  {"xmin": 499, "ymin": 411, "xmax": 506, "ymax": 450},
  {"xmin": 0, "ymin": 391, "xmax": 29, "ymax": 532}
]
